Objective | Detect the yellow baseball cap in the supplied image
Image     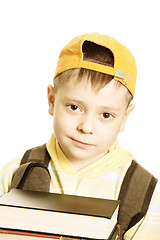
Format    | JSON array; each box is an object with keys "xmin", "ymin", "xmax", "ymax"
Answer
[{"xmin": 54, "ymin": 32, "xmax": 137, "ymax": 97}]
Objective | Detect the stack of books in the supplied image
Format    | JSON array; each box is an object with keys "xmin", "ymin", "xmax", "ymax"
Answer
[{"xmin": 0, "ymin": 189, "xmax": 120, "ymax": 239}]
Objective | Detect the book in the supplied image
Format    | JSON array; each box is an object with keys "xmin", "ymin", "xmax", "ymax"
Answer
[
  {"xmin": 0, "ymin": 189, "xmax": 119, "ymax": 239},
  {"xmin": 0, "ymin": 228, "xmax": 120, "ymax": 240},
  {"xmin": 0, "ymin": 229, "xmax": 82, "ymax": 240}
]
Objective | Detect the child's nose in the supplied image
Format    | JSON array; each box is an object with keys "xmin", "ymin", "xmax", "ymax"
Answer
[{"xmin": 77, "ymin": 114, "xmax": 94, "ymax": 134}]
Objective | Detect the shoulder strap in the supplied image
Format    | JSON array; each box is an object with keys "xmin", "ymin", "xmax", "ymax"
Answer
[
  {"xmin": 20, "ymin": 143, "xmax": 50, "ymax": 166},
  {"xmin": 118, "ymin": 160, "xmax": 158, "ymax": 239},
  {"xmin": 11, "ymin": 144, "xmax": 51, "ymax": 192}
]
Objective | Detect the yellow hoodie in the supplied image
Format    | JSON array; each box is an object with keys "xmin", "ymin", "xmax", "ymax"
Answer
[{"xmin": 0, "ymin": 134, "xmax": 160, "ymax": 240}]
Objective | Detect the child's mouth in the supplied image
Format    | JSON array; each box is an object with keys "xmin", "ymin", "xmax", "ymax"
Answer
[{"xmin": 71, "ymin": 138, "xmax": 94, "ymax": 148}]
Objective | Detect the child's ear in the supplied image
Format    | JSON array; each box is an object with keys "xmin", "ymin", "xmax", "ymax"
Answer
[
  {"xmin": 47, "ymin": 85, "xmax": 55, "ymax": 116},
  {"xmin": 119, "ymin": 104, "xmax": 135, "ymax": 133}
]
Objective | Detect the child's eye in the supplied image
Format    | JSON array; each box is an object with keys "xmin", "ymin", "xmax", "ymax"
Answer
[
  {"xmin": 101, "ymin": 112, "xmax": 112, "ymax": 119},
  {"xmin": 69, "ymin": 104, "xmax": 80, "ymax": 111}
]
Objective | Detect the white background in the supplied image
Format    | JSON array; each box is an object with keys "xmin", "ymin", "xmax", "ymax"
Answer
[{"xmin": 0, "ymin": 0, "xmax": 160, "ymax": 178}]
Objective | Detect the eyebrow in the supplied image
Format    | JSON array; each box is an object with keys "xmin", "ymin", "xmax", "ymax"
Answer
[
  {"xmin": 64, "ymin": 97, "xmax": 85, "ymax": 106},
  {"xmin": 63, "ymin": 97, "xmax": 121, "ymax": 112},
  {"xmin": 101, "ymin": 106, "xmax": 121, "ymax": 112}
]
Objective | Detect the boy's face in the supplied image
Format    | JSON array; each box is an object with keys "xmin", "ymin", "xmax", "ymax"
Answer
[{"xmin": 48, "ymin": 76, "xmax": 134, "ymax": 168}]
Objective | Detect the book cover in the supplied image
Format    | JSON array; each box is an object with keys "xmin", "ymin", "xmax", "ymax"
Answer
[{"xmin": 0, "ymin": 189, "xmax": 119, "ymax": 239}]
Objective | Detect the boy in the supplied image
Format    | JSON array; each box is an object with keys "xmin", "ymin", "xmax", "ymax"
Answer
[{"xmin": 0, "ymin": 33, "xmax": 160, "ymax": 239}]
